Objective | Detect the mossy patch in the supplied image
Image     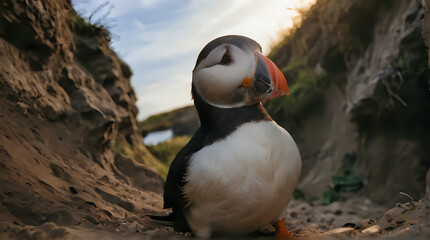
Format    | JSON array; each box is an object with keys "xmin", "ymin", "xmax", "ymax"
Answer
[
  {"xmin": 264, "ymin": 71, "xmax": 323, "ymax": 120},
  {"xmin": 322, "ymin": 153, "xmax": 363, "ymax": 205},
  {"xmin": 293, "ymin": 189, "xmax": 305, "ymax": 200}
]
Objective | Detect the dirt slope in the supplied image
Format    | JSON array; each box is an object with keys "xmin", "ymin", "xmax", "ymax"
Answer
[{"xmin": 0, "ymin": 0, "xmax": 169, "ymax": 239}]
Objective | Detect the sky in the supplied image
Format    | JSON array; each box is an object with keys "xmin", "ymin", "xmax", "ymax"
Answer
[{"xmin": 72, "ymin": 0, "xmax": 316, "ymax": 120}]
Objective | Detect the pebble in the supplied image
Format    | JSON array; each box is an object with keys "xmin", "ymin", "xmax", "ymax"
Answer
[
  {"xmin": 362, "ymin": 225, "xmax": 380, "ymax": 234},
  {"xmin": 69, "ymin": 186, "xmax": 78, "ymax": 194}
]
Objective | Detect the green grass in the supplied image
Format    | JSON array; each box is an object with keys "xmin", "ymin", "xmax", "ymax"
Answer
[{"xmin": 146, "ymin": 136, "xmax": 191, "ymax": 179}]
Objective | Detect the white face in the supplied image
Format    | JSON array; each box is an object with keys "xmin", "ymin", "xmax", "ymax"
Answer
[{"xmin": 192, "ymin": 44, "xmax": 257, "ymax": 108}]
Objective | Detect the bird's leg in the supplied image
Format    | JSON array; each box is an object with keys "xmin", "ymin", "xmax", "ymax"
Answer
[{"xmin": 273, "ymin": 218, "xmax": 296, "ymax": 240}]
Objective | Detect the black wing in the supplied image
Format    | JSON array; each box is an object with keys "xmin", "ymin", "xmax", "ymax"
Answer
[{"xmin": 163, "ymin": 127, "xmax": 204, "ymax": 232}]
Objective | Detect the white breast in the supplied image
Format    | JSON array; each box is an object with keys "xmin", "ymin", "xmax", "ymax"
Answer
[{"xmin": 183, "ymin": 121, "xmax": 302, "ymax": 238}]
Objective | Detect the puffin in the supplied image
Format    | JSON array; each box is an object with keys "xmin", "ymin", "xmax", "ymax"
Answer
[{"xmin": 161, "ymin": 35, "xmax": 302, "ymax": 239}]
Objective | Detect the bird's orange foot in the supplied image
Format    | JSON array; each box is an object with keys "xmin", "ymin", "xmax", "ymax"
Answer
[{"xmin": 273, "ymin": 218, "xmax": 296, "ymax": 240}]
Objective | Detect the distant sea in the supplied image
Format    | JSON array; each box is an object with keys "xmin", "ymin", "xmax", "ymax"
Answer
[{"xmin": 143, "ymin": 129, "xmax": 174, "ymax": 145}]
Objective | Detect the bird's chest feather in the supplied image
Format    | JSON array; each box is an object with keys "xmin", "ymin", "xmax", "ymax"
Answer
[{"xmin": 182, "ymin": 121, "xmax": 301, "ymax": 233}]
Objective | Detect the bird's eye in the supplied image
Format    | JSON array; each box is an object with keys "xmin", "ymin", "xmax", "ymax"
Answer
[{"xmin": 219, "ymin": 50, "xmax": 232, "ymax": 65}]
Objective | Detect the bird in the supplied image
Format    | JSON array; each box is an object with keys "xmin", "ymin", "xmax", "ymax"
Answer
[{"xmin": 160, "ymin": 35, "xmax": 302, "ymax": 239}]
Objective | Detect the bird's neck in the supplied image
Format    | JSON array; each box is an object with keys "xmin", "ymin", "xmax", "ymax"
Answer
[{"xmin": 192, "ymin": 85, "xmax": 271, "ymax": 141}]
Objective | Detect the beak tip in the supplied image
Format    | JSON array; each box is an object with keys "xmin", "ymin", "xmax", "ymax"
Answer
[{"xmin": 256, "ymin": 52, "xmax": 289, "ymax": 101}]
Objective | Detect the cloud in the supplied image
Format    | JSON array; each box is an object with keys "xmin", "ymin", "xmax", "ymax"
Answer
[
  {"xmin": 133, "ymin": 19, "xmax": 145, "ymax": 29},
  {"xmin": 136, "ymin": 74, "xmax": 193, "ymax": 119},
  {"xmin": 140, "ymin": 0, "xmax": 163, "ymax": 8},
  {"xmin": 72, "ymin": 0, "xmax": 316, "ymax": 120}
]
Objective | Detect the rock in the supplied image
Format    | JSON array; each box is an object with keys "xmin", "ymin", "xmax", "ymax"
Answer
[
  {"xmin": 320, "ymin": 227, "xmax": 354, "ymax": 236},
  {"xmin": 50, "ymin": 164, "xmax": 72, "ymax": 183},
  {"xmin": 362, "ymin": 225, "xmax": 381, "ymax": 234},
  {"xmin": 113, "ymin": 154, "xmax": 164, "ymax": 194},
  {"xmin": 94, "ymin": 187, "xmax": 134, "ymax": 212},
  {"xmin": 69, "ymin": 187, "xmax": 78, "ymax": 194},
  {"xmin": 47, "ymin": 209, "xmax": 81, "ymax": 226},
  {"xmin": 342, "ymin": 223, "xmax": 356, "ymax": 228},
  {"xmin": 94, "ymin": 210, "xmax": 111, "ymax": 224},
  {"xmin": 4, "ymin": 202, "xmax": 47, "ymax": 226},
  {"xmin": 358, "ymin": 219, "xmax": 376, "ymax": 230}
]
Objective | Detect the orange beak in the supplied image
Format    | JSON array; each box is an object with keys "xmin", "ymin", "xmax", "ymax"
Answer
[{"xmin": 253, "ymin": 52, "xmax": 289, "ymax": 102}]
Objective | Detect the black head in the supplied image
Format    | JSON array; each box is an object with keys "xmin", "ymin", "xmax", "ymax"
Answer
[{"xmin": 192, "ymin": 35, "xmax": 289, "ymax": 108}]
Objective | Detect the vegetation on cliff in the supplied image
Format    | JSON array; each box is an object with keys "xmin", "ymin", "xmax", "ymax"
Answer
[
  {"xmin": 139, "ymin": 106, "xmax": 198, "ymax": 137},
  {"xmin": 264, "ymin": 0, "xmax": 430, "ymax": 206}
]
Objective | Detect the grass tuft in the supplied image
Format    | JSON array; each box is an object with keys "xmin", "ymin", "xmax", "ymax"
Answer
[
  {"xmin": 67, "ymin": 15, "xmax": 111, "ymax": 41},
  {"xmin": 146, "ymin": 136, "xmax": 191, "ymax": 179}
]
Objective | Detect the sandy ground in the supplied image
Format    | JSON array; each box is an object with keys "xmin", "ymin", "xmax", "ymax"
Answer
[
  {"xmin": 1, "ymin": 196, "xmax": 429, "ymax": 239},
  {"xmin": 0, "ymin": 99, "xmax": 429, "ymax": 240}
]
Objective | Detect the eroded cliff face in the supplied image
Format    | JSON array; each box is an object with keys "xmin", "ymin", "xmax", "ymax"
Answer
[
  {"xmin": 266, "ymin": 0, "xmax": 430, "ymax": 206},
  {"xmin": 0, "ymin": 0, "xmax": 165, "ymax": 238}
]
